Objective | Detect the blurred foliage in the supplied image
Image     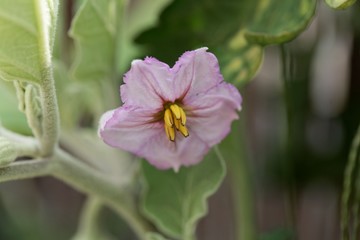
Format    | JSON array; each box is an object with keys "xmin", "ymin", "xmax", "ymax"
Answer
[
  {"xmin": 259, "ymin": 228, "xmax": 294, "ymax": 240},
  {"xmin": 136, "ymin": 0, "xmax": 316, "ymax": 86},
  {"xmin": 325, "ymin": 0, "xmax": 357, "ymax": 9}
]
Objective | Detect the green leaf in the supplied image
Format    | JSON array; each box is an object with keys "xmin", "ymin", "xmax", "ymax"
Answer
[
  {"xmin": 0, "ymin": 0, "xmax": 58, "ymax": 83},
  {"xmin": 0, "ymin": 82, "xmax": 30, "ymax": 134},
  {"xmin": 118, "ymin": 0, "xmax": 173, "ymax": 73},
  {"xmin": 125, "ymin": 0, "xmax": 172, "ymax": 40},
  {"xmin": 70, "ymin": 0, "xmax": 173, "ymax": 82},
  {"xmin": 218, "ymin": 31, "xmax": 264, "ymax": 87},
  {"xmin": 325, "ymin": 0, "xmax": 356, "ymax": 9},
  {"xmin": 141, "ymin": 150, "xmax": 226, "ymax": 239},
  {"xmin": 69, "ymin": 0, "xmax": 119, "ymax": 82},
  {"xmin": 244, "ymin": 0, "xmax": 316, "ymax": 45}
]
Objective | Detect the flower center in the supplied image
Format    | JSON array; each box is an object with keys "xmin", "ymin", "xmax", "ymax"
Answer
[{"xmin": 163, "ymin": 103, "xmax": 189, "ymax": 142}]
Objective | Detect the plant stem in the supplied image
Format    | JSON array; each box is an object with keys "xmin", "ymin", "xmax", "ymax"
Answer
[
  {"xmin": 72, "ymin": 197, "xmax": 104, "ymax": 240},
  {"xmin": 34, "ymin": 0, "xmax": 60, "ymax": 156},
  {"xmin": 38, "ymin": 70, "xmax": 60, "ymax": 156},
  {"xmin": 52, "ymin": 149, "xmax": 152, "ymax": 240},
  {"xmin": 341, "ymin": 123, "xmax": 360, "ymax": 240},
  {"xmin": 0, "ymin": 127, "xmax": 40, "ymax": 157},
  {"xmin": 0, "ymin": 159, "xmax": 51, "ymax": 183},
  {"xmin": 280, "ymin": 44, "xmax": 297, "ymax": 232},
  {"xmin": 220, "ymin": 120, "xmax": 257, "ymax": 240},
  {"xmin": 0, "ymin": 148, "xmax": 152, "ymax": 240}
]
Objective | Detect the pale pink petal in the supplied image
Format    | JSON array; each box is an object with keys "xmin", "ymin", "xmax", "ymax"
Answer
[
  {"xmin": 99, "ymin": 106, "xmax": 162, "ymax": 154},
  {"xmin": 172, "ymin": 47, "xmax": 223, "ymax": 101},
  {"xmin": 139, "ymin": 130, "xmax": 209, "ymax": 171},
  {"xmin": 121, "ymin": 57, "xmax": 174, "ymax": 110},
  {"xmin": 186, "ymin": 82, "xmax": 242, "ymax": 146}
]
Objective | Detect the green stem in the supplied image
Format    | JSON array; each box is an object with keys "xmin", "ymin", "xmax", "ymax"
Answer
[
  {"xmin": 221, "ymin": 120, "xmax": 256, "ymax": 240},
  {"xmin": 34, "ymin": 0, "xmax": 60, "ymax": 156},
  {"xmin": 341, "ymin": 124, "xmax": 360, "ymax": 240},
  {"xmin": 280, "ymin": 44, "xmax": 297, "ymax": 232},
  {"xmin": 0, "ymin": 148, "xmax": 152, "ymax": 240},
  {"xmin": 0, "ymin": 127, "xmax": 40, "ymax": 157},
  {"xmin": 38, "ymin": 70, "xmax": 59, "ymax": 156},
  {"xmin": 24, "ymin": 85, "xmax": 43, "ymax": 140},
  {"xmin": 72, "ymin": 197, "xmax": 104, "ymax": 240},
  {"xmin": 51, "ymin": 149, "xmax": 152, "ymax": 240},
  {"xmin": 0, "ymin": 159, "xmax": 51, "ymax": 182}
]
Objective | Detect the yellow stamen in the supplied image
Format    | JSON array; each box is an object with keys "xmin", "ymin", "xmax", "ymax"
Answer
[
  {"xmin": 164, "ymin": 109, "xmax": 174, "ymax": 127},
  {"xmin": 174, "ymin": 118, "xmax": 180, "ymax": 130},
  {"xmin": 170, "ymin": 104, "xmax": 181, "ymax": 119},
  {"xmin": 178, "ymin": 124, "xmax": 189, "ymax": 137},
  {"xmin": 164, "ymin": 125, "xmax": 175, "ymax": 141},
  {"xmin": 163, "ymin": 103, "xmax": 189, "ymax": 141},
  {"xmin": 180, "ymin": 108, "xmax": 186, "ymax": 125}
]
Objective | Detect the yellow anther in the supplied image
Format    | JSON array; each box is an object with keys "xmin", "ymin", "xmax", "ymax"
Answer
[
  {"xmin": 178, "ymin": 124, "xmax": 189, "ymax": 137},
  {"xmin": 164, "ymin": 125, "xmax": 175, "ymax": 141},
  {"xmin": 164, "ymin": 109, "xmax": 174, "ymax": 127},
  {"xmin": 180, "ymin": 108, "xmax": 186, "ymax": 125},
  {"xmin": 170, "ymin": 104, "xmax": 181, "ymax": 119},
  {"xmin": 163, "ymin": 103, "xmax": 189, "ymax": 141},
  {"xmin": 174, "ymin": 119, "xmax": 180, "ymax": 130}
]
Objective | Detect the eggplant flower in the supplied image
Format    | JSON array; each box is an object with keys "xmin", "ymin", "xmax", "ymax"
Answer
[{"xmin": 99, "ymin": 47, "xmax": 241, "ymax": 171}]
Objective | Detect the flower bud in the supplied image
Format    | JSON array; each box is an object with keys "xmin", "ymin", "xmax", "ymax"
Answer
[{"xmin": 0, "ymin": 137, "xmax": 17, "ymax": 167}]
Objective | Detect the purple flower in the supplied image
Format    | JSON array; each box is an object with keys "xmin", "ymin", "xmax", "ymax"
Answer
[{"xmin": 99, "ymin": 47, "xmax": 242, "ymax": 171}]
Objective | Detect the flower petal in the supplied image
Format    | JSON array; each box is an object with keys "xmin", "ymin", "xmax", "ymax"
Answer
[
  {"xmin": 172, "ymin": 47, "xmax": 223, "ymax": 101},
  {"xmin": 99, "ymin": 106, "xmax": 162, "ymax": 154},
  {"xmin": 99, "ymin": 106, "xmax": 209, "ymax": 171},
  {"xmin": 186, "ymin": 82, "xmax": 242, "ymax": 146},
  {"xmin": 121, "ymin": 57, "xmax": 174, "ymax": 109},
  {"xmin": 140, "ymin": 131, "xmax": 209, "ymax": 171}
]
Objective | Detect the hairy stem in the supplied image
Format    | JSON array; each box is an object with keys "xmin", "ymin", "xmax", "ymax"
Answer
[
  {"xmin": 0, "ymin": 159, "xmax": 51, "ymax": 183},
  {"xmin": 51, "ymin": 149, "xmax": 152, "ymax": 240},
  {"xmin": 72, "ymin": 197, "xmax": 104, "ymax": 240},
  {"xmin": 34, "ymin": 0, "xmax": 60, "ymax": 156},
  {"xmin": 0, "ymin": 148, "xmax": 152, "ymax": 239},
  {"xmin": 38, "ymin": 69, "xmax": 60, "ymax": 156},
  {"xmin": 0, "ymin": 127, "xmax": 40, "ymax": 157}
]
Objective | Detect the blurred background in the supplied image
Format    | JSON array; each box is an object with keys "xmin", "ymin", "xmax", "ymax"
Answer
[{"xmin": 0, "ymin": 0, "xmax": 359, "ymax": 239}]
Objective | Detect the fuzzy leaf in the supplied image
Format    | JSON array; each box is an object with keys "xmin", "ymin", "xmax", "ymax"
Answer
[
  {"xmin": 0, "ymin": 82, "xmax": 30, "ymax": 134},
  {"xmin": 118, "ymin": 0, "xmax": 173, "ymax": 72},
  {"xmin": 141, "ymin": 150, "xmax": 226, "ymax": 239},
  {"xmin": 325, "ymin": 0, "xmax": 356, "ymax": 9},
  {"xmin": 70, "ymin": 0, "xmax": 173, "ymax": 82},
  {"xmin": 244, "ymin": 0, "xmax": 316, "ymax": 45},
  {"xmin": 69, "ymin": 0, "xmax": 118, "ymax": 82},
  {"xmin": 0, "ymin": 0, "xmax": 58, "ymax": 83}
]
